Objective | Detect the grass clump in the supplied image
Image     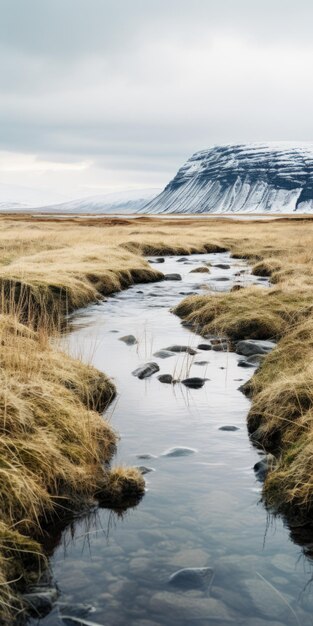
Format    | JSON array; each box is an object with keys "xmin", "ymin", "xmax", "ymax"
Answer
[{"xmin": 174, "ymin": 286, "xmax": 312, "ymax": 341}]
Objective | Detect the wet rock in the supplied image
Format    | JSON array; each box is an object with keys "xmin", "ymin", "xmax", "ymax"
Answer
[
  {"xmin": 23, "ymin": 587, "xmax": 58, "ymax": 617},
  {"xmin": 237, "ymin": 359, "xmax": 256, "ymax": 368},
  {"xmin": 168, "ymin": 567, "xmax": 214, "ymax": 590},
  {"xmin": 177, "ymin": 257, "xmax": 188, "ymax": 262},
  {"xmin": 195, "ymin": 360, "xmax": 209, "ymax": 366},
  {"xmin": 161, "ymin": 447, "xmax": 197, "ymax": 457},
  {"xmin": 214, "ymin": 263, "xmax": 231, "ymax": 269},
  {"xmin": 153, "ymin": 349, "xmax": 175, "ymax": 359},
  {"xmin": 181, "ymin": 320, "xmax": 194, "ymax": 328},
  {"xmin": 236, "ymin": 339, "xmax": 276, "ymax": 357},
  {"xmin": 148, "ymin": 257, "xmax": 165, "ymax": 263},
  {"xmin": 182, "ymin": 377, "xmax": 207, "ymax": 389},
  {"xmin": 132, "ymin": 362, "xmax": 160, "ymax": 379},
  {"xmin": 189, "ymin": 266, "xmax": 210, "ymax": 273},
  {"xmin": 242, "ymin": 578, "xmax": 292, "ymax": 621},
  {"xmin": 158, "ymin": 374, "xmax": 173, "ymax": 384},
  {"xmin": 197, "ymin": 343, "xmax": 212, "ymax": 350},
  {"xmin": 165, "ymin": 345, "xmax": 197, "ymax": 355},
  {"xmin": 150, "ymin": 592, "xmax": 233, "ymax": 622},
  {"xmin": 211, "ymin": 276, "xmax": 230, "ymax": 281},
  {"xmin": 109, "ymin": 330, "xmax": 119, "ymax": 332},
  {"xmin": 210, "ymin": 337, "xmax": 228, "ymax": 345},
  {"xmin": 254, "ymin": 453, "xmax": 276, "ymax": 481},
  {"xmin": 136, "ymin": 290, "xmax": 144, "ymax": 294},
  {"xmin": 212, "ymin": 342, "xmax": 228, "ymax": 352},
  {"xmin": 219, "ymin": 425, "xmax": 239, "ymax": 431},
  {"xmin": 135, "ymin": 466, "xmax": 155, "ymax": 475},
  {"xmin": 136, "ymin": 453, "xmax": 157, "ymax": 460},
  {"xmin": 163, "ymin": 273, "xmax": 182, "ymax": 281},
  {"xmin": 179, "ymin": 291, "xmax": 194, "ymax": 295},
  {"xmin": 58, "ymin": 603, "xmax": 94, "ymax": 618},
  {"xmin": 119, "ymin": 334, "xmax": 138, "ymax": 345}
]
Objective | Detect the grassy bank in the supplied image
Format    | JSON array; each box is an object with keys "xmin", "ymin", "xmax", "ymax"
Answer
[{"xmin": 1, "ymin": 213, "xmax": 313, "ymax": 620}]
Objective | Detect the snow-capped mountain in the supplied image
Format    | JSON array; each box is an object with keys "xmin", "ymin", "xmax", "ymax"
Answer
[
  {"xmin": 32, "ymin": 188, "xmax": 160, "ymax": 214},
  {"xmin": 140, "ymin": 143, "xmax": 313, "ymax": 214}
]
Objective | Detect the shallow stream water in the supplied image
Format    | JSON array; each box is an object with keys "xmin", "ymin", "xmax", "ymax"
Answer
[{"xmin": 30, "ymin": 253, "xmax": 313, "ymax": 626}]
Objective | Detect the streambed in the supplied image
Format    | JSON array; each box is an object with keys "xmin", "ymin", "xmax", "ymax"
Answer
[{"xmin": 29, "ymin": 253, "xmax": 313, "ymax": 626}]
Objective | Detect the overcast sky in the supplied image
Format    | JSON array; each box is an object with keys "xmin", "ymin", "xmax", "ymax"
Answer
[{"xmin": 1, "ymin": 0, "xmax": 313, "ymax": 203}]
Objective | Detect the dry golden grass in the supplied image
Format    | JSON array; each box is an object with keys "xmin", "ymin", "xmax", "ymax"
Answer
[{"xmin": 1, "ymin": 213, "xmax": 313, "ymax": 619}]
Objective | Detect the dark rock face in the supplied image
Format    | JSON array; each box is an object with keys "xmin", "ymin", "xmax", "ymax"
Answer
[
  {"xmin": 132, "ymin": 362, "xmax": 160, "ymax": 379},
  {"xmin": 140, "ymin": 143, "xmax": 313, "ymax": 214}
]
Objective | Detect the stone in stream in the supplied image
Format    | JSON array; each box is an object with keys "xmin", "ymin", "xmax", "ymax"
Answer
[
  {"xmin": 163, "ymin": 273, "xmax": 182, "ymax": 281},
  {"xmin": 182, "ymin": 377, "xmax": 207, "ymax": 389},
  {"xmin": 150, "ymin": 592, "xmax": 233, "ymax": 622},
  {"xmin": 109, "ymin": 330, "xmax": 119, "ymax": 333},
  {"xmin": 195, "ymin": 360, "xmax": 209, "ymax": 366},
  {"xmin": 136, "ymin": 453, "xmax": 157, "ymax": 460},
  {"xmin": 219, "ymin": 425, "xmax": 240, "ymax": 432},
  {"xmin": 197, "ymin": 343, "xmax": 212, "ymax": 350},
  {"xmin": 254, "ymin": 453, "xmax": 276, "ymax": 481},
  {"xmin": 23, "ymin": 587, "xmax": 58, "ymax": 616},
  {"xmin": 189, "ymin": 266, "xmax": 210, "ymax": 273},
  {"xmin": 119, "ymin": 334, "xmax": 138, "ymax": 345},
  {"xmin": 211, "ymin": 276, "xmax": 230, "ymax": 281},
  {"xmin": 161, "ymin": 447, "xmax": 197, "ymax": 458},
  {"xmin": 168, "ymin": 567, "xmax": 214, "ymax": 590},
  {"xmin": 158, "ymin": 374, "xmax": 173, "ymax": 384},
  {"xmin": 235, "ymin": 339, "xmax": 276, "ymax": 357},
  {"xmin": 212, "ymin": 343, "xmax": 228, "ymax": 352},
  {"xmin": 148, "ymin": 257, "xmax": 165, "ymax": 263},
  {"xmin": 165, "ymin": 345, "xmax": 197, "ymax": 355},
  {"xmin": 153, "ymin": 349, "xmax": 175, "ymax": 359},
  {"xmin": 237, "ymin": 359, "xmax": 256, "ymax": 368},
  {"xmin": 135, "ymin": 466, "xmax": 155, "ymax": 475},
  {"xmin": 213, "ymin": 263, "xmax": 231, "ymax": 269},
  {"xmin": 177, "ymin": 257, "xmax": 188, "ymax": 262},
  {"xmin": 132, "ymin": 362, "xmax": 160, "ymax": 379}
]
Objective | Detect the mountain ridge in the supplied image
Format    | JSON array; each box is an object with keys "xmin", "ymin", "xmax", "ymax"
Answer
[{"xmin": 140, "ymin": 143, "xmax": 313, "ymax": 214}]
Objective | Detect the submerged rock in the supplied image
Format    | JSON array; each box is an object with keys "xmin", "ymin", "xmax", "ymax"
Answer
[
  {"xmin": 189, "ymin": 266, "xmax": 210, "ymax": 273},
  {"xmin": 195, "ymin": 360, "xmax": 209, "ymax": 366},
  {"xmin": 132, "ymin": 362, "xmax": 160, "ymax": 379},
  {"xmin": 158, "ymin": 374, "xmax": 173, "ymax": 384},
  {"xmin": 165, "ymin": 345, "xmax": 197, "ymax": 355},
  {"xmin": 23, "ymin": 587, "xmax": 58, "ymax": 617},
  {"xmin": 119, "ymin": 334, "xmax": 138, "ymax": 345},
  {"xmin": 219, "ymin": 425, "xmax": 240, "ymax": 432},
  {"xmin": 168, "ymin": 567, "xmax": 214, "ymax": 590},
  {"xmin": 161, "ymin": 447, "xmax": 197, "ymax": 457},
  {"xmin": 236, "ymin": 339, "xmax": 276, "ymax": 357},
  {"xmin": 153, "ymin": 349, "xmax": 175, "ymax": 359},
  {"xmin": 148, "ymin": 257, "xmax": 165, "ymax": 263},
  {"xmin": 182, "ymin": 377, "xmax": 207, "ymax": 389},
  {"xmin": 177, "ymin": 257, "xmax": 188, "ymax": 262},
  {"xmin": 135, "ymin": 466, "xmax": 155, "ymax": 475},
  {"xmin": 136, "ymin": 453, "xmax": 157, "ymax": 460},
  {"xmin": 254, "ymin": 453, "xmax": 276, "ymax": 481},
  {"xmin": 197, "ymin": 343, "xmax": 212, "ymax": 350},
  {"xmin": 214, "ymin": 263, "xmax": 231, "ymax": 269},
  {"xmin": 163, "ymin": 273, "xmax": 182, "ymax": 281}
]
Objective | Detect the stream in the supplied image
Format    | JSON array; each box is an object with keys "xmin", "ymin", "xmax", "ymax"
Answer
[{"xmin": 29, "ymin": 252, "xmax": 313, "ymax": 626}]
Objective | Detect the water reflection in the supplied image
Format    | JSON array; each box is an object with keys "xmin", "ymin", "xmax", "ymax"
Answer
[{"xmin": 28, "ymin": 252, "xmax": 313, "ymax": 626}]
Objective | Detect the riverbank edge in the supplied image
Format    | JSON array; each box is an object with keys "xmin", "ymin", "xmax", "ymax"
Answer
[{"xmin": 173, "ymin": 258, "xmax": 313, "ymax": 521}]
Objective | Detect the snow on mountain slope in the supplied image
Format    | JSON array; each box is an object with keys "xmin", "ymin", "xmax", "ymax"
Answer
[
  {"xmin": 140, "ymin": 143, "xmax": 313, "ymax": 214},
  {"xmin": 31, "ymin": 188, "xmax": 160, "ymax": 214}
]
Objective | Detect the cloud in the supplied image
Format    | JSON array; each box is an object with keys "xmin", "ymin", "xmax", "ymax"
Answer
[{"xmin": 0, "ymin": 0, "xmax": 312, "ymax": 200}]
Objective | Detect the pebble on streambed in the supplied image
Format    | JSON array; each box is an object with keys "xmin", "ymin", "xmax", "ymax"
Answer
[
  {"xmin": 132, "ymin": 363, "xmax": 160, "ymax": 379},
  {"xmin": 182, "ymin": 377, "xmax": 208, "ymax": 389}
]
